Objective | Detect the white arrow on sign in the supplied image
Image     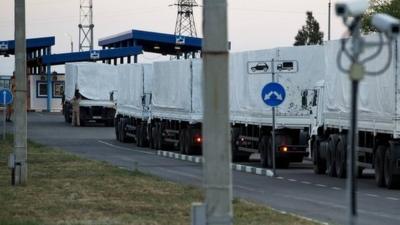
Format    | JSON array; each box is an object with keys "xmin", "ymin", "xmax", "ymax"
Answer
[{"xmin": 264, "ymin": 91, "xmax": 283, "ymax": 101}]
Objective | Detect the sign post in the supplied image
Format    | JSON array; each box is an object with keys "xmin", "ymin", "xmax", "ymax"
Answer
[
  {"xmin": 0, "ymin": 89, "xmax": 13, "ymax": 140},
  {"xmin": 261, "ymin": 62, "xmax": 286, "ymax": 176}
]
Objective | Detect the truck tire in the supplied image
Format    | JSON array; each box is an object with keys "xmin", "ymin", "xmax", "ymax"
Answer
[
  {"xmin": 335, "ymin": 134, "xmax": 347, "ymax": 178},
  {"xmin": 374, "ymin": 146, "xmax": 386, "ymax": 187},
  {"xmin": 154, "ymin": 123, "xmax": 162, "ymax": 150},
  {"xmin": 313, "ymin": 139, "xmax": 327, "ymax": 174},
  {"xmin": 179, "ymin": 128, "xmax": 186, "ymax": 154},
  {"xmin": 384, "ymin": 146, "xmax": 400, "ymax": 189},
  {"xmin": 185, "ymin": 128, "xmax": 195, "ymax": 155},
  {"xmin": 259, "ymin": 136, "xmax": 270, "ymax": 168},
  {"xmin": 137, "ymin": 124, "xmax": 143, "ymax": 147},
  {"xmin": 115, "ymin": 118, "xmax": 120, "ymax": 141},
  {"xmin": 119, "ymin": 119, "xmax": 127, "ymax": 143},
  {"xmin": 231, "ymin": 128, "xmax": 249, "ymax": 162},
  {"xmin": 150, "ymin": 126, "xmax": 157, "ymax": 149},
  {"xmin": 327, "ymin": 134, "xmax": 339, "ymax": 177}
]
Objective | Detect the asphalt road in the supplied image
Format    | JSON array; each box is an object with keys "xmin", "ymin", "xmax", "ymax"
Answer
[{"xmin": 4, "ymin": 112, "xmax": 400, "ymax": 225}]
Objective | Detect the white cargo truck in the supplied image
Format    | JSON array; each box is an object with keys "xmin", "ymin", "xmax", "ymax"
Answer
[
  {"xmin": 114, "ymin": 63, "xmax": 153, "ymax": 146},
  {"xmin": 230, "ymin": 45, "xmax": 325, "ymax": 167},
  {"xmin": 311, "ymin": 36, "xmax": 400, "ymax": 188},
  {"xmin": 115, "ymin": 59, "xmax": 203, "ymax": 154},
  {"xmin": 64, "ymin": 62, "xmax": 118, "ymax": 126}
]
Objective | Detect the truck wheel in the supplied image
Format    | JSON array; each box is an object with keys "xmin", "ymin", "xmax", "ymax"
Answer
[
  {"xmin": 179, "ymin": 128, "xmax": 187, "ymax": 154},
  {"xmin": 115, "ymin": 118, "xmax": 120, "ymax": 141},
  {"xmin": 156, "ymin": 123, "xmax": 163, "ymax": 150},
  {"xmin": 374, "ymin": 146, "xmax": 386, "ymax": 187},
  {"xmin": 314, "ymin": 140, "xmax": 327, "ymax": 174},
  {"xmin": 335, "ymin": 135, "xmax": 347, "ymax": 178},
  {"xmin": 136, "ymin": 124, "xmax": 143, "ymax": 147},
  {"xmin": 384, "ymin": 147, "xmax": 400, "ymax": 189},
  {"xmin": 259, "ymin": 136, "xmax": 270, "ymax": 168},
  {"xmin": 150, "ymin": 126, "xmax": 157, "ymax": 149},
  {"xmin": 185, "ymin": 128, "xmax": 195, "ymax": 155},
  {"xmin": 326, "ymin": 134, "xmax": 339, "ymax": 177},
  {"xmin": 231, "ymin": 128, "xmax": 244, "ymax": 162},
  {"xmin": 119, "ymin": 119, "xmax": 127, "ymax": 143}
]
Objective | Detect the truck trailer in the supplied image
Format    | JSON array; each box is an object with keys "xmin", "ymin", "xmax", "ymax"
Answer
[
  {"xmin": 311, "ymin": 36, "xmax": 400, "ymax": 188},
  {"xmin": 229, "ymin": 45, "xmax": 325, "ymax": 167},
  {"xmin": 64, "ymin": 62, "xmax": 118, "ymax": 126},
  {"xmin": 114, "ymin": 63, "xmax": 153, "ymax": 146},
  {"xmin": 115, "ymin": 59, "xmax": 203, "ymax": 154}
]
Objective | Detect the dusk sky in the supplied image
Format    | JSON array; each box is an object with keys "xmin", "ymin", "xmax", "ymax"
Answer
[{"xmin": 0, "ymin": 0, "xmax": 348, "ymax": 74}]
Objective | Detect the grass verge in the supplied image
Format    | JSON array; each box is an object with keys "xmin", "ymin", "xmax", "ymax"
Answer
[{"xmin": 0, "ymin": 135, "xmax": 321, "ymax": 225}]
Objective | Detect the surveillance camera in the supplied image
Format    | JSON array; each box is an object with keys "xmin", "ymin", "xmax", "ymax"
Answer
[
  {"xmin": 336, "ymin": 0, "xmax": 369, "ymax": 17},
  {"xmin": 372, "ymin": 13, "xmax": 400, "ymax": 38}
]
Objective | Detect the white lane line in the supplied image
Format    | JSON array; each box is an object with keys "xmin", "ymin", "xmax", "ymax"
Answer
[
  {"xmin": 162, "ymin": 168, "xmax": 201, "ymax": 181},
  {"xmin": 235, "ymin": 185, "xmax": 258, "ymax": 193},
  {"xmin": 276, "ymin": 176, "xmax": 285, "ymax": 180},
  {"xmin": 97, "ymin": 140, "xmax": 155, "ymax": 155},
  {"xmin": 386, "ymin": 197, "xmax": 399, "ymax": 201},
  {"xmin": 316, "ymin": 184, "xmax": 327, "ymax": 188},
  {"xmin": 365, "ymin": 193, "xmax": 379, "ymax": 198},
  {"xmin": 332, "ymin": 187, "xmax": 342, "ymax": 191},
  {"xmin": 288, "ymin": 179, "xmax": 297, "ymax": 182},
  {"xmin": 301, "ymin": 181, "xmax": 311, "ymax": 185}
]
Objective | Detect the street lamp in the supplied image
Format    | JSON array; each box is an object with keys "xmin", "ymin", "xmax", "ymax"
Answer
[{"xmin": 64, "ymin": 33, "xmax": 74, "ymax": 52}]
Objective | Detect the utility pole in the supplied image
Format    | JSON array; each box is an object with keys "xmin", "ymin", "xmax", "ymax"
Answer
[
  {"xmin": 174, "ymin": 0, "xmax": 199, "ymax": 37},
  {"xmin": 328, "ymin": 0, "xmax": 331, "ymax": 41},
  {"xmin": 202, "ymin": 0, "xmax": 232, "ymax": 224},
  {"xmin": 78, "ymin": 0, "xmax": 94, "ymax": 51},
  {"xmin": 14, "ymin": 0, "xmax": 28, "ymax": 185}
]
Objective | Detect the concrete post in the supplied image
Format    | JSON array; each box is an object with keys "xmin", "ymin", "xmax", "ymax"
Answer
[
  {"xmin": 202, "ymin": 0, "xmax": 232, "ymax": 225},
  {"xmin": 14, "ymin": 0, "xmax": 28, "ymax": 185}
]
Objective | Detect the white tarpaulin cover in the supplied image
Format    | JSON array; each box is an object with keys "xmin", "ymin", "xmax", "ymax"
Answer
[
  {"xmin": 322, "ymin": 35, "xmax": 397, "ymax": 134},
  {"xmin": 65, "ymin": 62, "xmax": 119, "ymax": 102},
  {"xmin": 116, "ymin": 63, "xmax": 153, "ymax": 118},
  {"xmin": 229, "ymin": 45, "xmax": 326, "ymax": 127},
  {"xmin": 151, "ymin": 59, "xmax": 203, "ymax": 122}
]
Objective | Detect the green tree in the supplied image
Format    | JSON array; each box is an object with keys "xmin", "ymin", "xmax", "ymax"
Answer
[
  {"xmin": 294, "ymin": 11, "xmax": 324, "ymax": 46},
  {"xmin": 362, "ymin": 0, "xmax": 400, "ymax": 33}
]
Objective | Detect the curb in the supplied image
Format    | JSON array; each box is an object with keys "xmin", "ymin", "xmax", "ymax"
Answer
[{"xmin": 156, "ymin": 150, "xmax": 274, "ymax": 177}]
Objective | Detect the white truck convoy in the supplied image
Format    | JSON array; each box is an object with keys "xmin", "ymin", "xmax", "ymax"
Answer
[
  {"xmin": 75, "ymin": 34, "xmax": 400, "ymax": 189},
  {"xmin": 64, "ymin": 62, "xmax": 118, "ymax": 126}
]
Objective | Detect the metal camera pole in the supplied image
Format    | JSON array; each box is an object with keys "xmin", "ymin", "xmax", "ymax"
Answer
[
  {"xmin": 347, "ymin": 20, "xmax": 363, "ymax": 225},
  {"xmin": 271, "ymin": 59, "xmax": 276, "ymax": 176}
]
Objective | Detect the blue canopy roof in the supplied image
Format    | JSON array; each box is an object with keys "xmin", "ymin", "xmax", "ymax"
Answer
[
  {"xmin": 0, "ymin": 37, "xmax": 55, "ymax": 56},
  {"xmin": 99, "ymin": 29, "xmax": 202, "ymax": 55},
  {"xmin": 42, "ymin": 46, "xmax": 143, "ymax": 66}
]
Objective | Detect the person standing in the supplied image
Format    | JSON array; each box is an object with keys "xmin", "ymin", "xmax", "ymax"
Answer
[{"xmin": 71, "ymin": 90, "xmax": 81, "ymax": 126}]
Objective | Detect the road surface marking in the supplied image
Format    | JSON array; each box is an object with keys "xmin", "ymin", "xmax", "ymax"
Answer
[
  {"xmin": 301, "ymin": 181, "xmax": 311, "ymax": 185},
  {"xmin": 316, "ymin": 184, "xmax": 327, "ymax": 188},
  {"xmin": 332, "ymin": 187, "xmax": 342, "ymax": 191},
  {"xmin": 386, "ymin": 197, "xmax": 399, "ymax": 201},
  {"xmin": 235, "ymin": 185, "xmax": 258, "ymax": 193},
  {"xmin": 288, "ymin": 178, "xmax": 297, "ymax": 182},
  {"xmin": 162, "ymin": 168, "xmax": 201, "ymax": 181},
  {"xmin": 276, "ymin": 176, "xmax": 285, "ymax": 180},
  {"xmin": 365, "ymin": 193, "xmax": 379, "ymax": 198},
  {"xmin": 97, "ymin": 140, "xmax": 154, "ymax": 155}
]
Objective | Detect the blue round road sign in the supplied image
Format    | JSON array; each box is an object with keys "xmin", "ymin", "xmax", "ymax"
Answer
[
  {"xmin": 0, "ymin": 89, "xmax": 13, "ymax": 105},
  {"xmin": 261, "ymin": 82, "xmax": 286, "ymax": 107}
]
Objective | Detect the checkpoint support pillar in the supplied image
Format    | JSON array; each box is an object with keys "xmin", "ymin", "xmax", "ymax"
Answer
[{"xmin": 46, "ymin": 47, "xmax": 52, "ymax": 112}]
